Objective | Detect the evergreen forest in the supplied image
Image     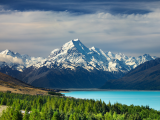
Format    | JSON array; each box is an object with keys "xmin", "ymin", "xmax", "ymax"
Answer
[{"xmin": 0, "ymin": 92, "xmax": 160, "ymax": 120}]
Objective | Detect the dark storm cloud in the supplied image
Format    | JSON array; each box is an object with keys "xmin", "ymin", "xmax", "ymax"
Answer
[{"xmin": 1, "ymin": 0, "xmax": 160, "ymax": 15}]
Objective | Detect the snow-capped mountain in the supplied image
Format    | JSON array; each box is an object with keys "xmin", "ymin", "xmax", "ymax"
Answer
[
  {"xmin": 101, "ymin": 58, "xmax": 160, "ymax": 90},
  {"xmin": 0, "ymin": 39, "xmax": 156, "ymax": 73},
  {"xmin": 34, "ymin": 39, "xmax": 156, "ymax": 73},
  {"xmin": 0, "ymin": 39, "xmax": 157, "ymax": 88},
  {"xmin": 0, "ymin": 49, "xmax": 46, "ymax": 71}
]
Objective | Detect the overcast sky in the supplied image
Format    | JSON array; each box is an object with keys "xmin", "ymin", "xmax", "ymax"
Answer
[{"xmin": 0, "ymin": 0, "xmax": 160, "ymax": 57}]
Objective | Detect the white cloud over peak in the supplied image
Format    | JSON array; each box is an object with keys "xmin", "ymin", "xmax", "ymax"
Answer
[{"xmin": 0, "ymin": 54, "xmax": 23, "ymax": 64}]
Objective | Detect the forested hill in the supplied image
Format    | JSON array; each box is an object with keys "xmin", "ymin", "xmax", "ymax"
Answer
[{"xmin": 101, "ymin": 58, "xmax": 160, "ymax": 90}]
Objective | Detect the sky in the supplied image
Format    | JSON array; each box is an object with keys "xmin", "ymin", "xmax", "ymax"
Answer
[{"xmin": 0, "ymin": 0, "xmax": 160, "ymax": 57}]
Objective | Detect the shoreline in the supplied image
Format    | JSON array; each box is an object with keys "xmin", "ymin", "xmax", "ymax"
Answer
[{"xmin": 56, "ymin": 88, "xmax": 160, "ymax": 93}]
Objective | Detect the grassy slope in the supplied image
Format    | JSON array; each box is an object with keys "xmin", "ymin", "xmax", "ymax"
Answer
[{"xmin": 0, "ymin": 72, "xmax": 48, "ymax": 95}]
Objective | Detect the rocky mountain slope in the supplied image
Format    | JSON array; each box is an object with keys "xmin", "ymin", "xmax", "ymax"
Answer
[
  {"xmin": 18, "ymin": 67, "xmax": 121, "ymax": 88},
  {"xmin": 101, "ymin": 58, "xmax": 160, "ymax": 90}
]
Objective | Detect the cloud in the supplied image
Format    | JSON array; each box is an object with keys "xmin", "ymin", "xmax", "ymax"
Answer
[
  {"xmin": 0, "ymin": 54, "xmax": 23, "ymax": 64},
  {"xmin": 0, "ymin": 8, "xmax": 160, "ymax": 57},
  {"xmin": 1, "ymin": 0, "xmax": 160, "ymax": 15}
]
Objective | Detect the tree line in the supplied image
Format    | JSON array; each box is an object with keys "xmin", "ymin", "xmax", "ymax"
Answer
[{"xmin": 0, "ymin": 92, "xmax": 160, "ymax": 120}]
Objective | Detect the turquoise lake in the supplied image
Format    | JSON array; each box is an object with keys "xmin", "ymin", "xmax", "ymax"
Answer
[{"xmin": 64, "ymin": 91, "xmax": 160, "ymax": 111}]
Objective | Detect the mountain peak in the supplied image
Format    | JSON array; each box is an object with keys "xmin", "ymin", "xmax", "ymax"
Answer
[
  {"xmin": 65, "ymin": 38, "xmax": 80, "ymax": 46},
  {"xmin": 61, "ymin": 39, "xmax": 90, "ymax": 54},
  {"xmin": 142, "ymin": 54, "xmax": 153, "ymax": 60},
  {"xmin": 138, "ymin": 54, "xmax": 152, "ymax": 60},
  {"xmin": 106, "ymin": 51, "xmax": 115, "ymax": 58},
  {"xmin": 61, "ymin": 40, "xmax": 76, "ymax": 51},
  {"xmin": 1, "ymin": 49, "xmax": 12, "ymax": 53},
  {"xmin": 73, "ymin": 38, "xmax": 79, "ymax": 42},
  {"xmin": 143, "ymin": 54, "xmax": 150, "ymax": 57},
  {"xmin": 0, "ymin": 49, "xmax": 15, "ymax": 56}
]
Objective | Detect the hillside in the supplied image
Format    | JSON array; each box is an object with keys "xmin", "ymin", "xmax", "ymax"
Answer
[
  {"xmin": 0, "ymin": 72, "xmax": 48, "ymax": 95},
  {"xmin": 101, "ymin": 58, "xmax": 160, "ymax": 90},
  {"xmin": 18, "ymin": 67, "xmax": 121, "ymax": 88}
]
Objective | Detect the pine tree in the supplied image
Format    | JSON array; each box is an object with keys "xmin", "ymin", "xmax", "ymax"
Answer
[
  {"xmin": 29, "ymin": 109, "xmax": 41, "ymax": 120},
  {"xmin": 69, "ymin": 114, "xmax": 74, "ymax": 120},
  {"xmin": 73, "ymin": 113, "xmax": 79, "ymax": 120},
  {"xmin": 47, "ymin": 107, "xmax": 54, "ymax": 120},
  {"xmin": 59, "ymin": 101, "xmax": 64, "ymax": 112},
  {"xmin": 85, "ymin": 102, "xmax": 91, "ymax": 114},
  {"xmin": 104, "ymin": 112, "xmax": 113, "ymax": 120},
  {"xmin": 23, "ymin": 112, "xmax": 30, "ymax": 120},
  {"xmin": 112, "ymin": 111, "xmax": 117, "ymax": 120},
  {"xmin": 41, "ymin": 105, "xmax": 48, "ymax": 120},
  {"xmin": 23, "ymin": 107, "xmax": 30, "ymax": 120},
  {"xmin": 12, "ymin": 109, "xmax": 23, "ymax": 120},
  {"xmin": 52, "ymin": 111, "xmax": 60, "ymax": 120},
  {"xmin": 1, "ymin": 97, "xmax": 7, "ymax": 105}
]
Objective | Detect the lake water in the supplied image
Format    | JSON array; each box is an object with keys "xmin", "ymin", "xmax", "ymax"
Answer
[{"xmin": 64, "ymin": 91, "xmax": 160, "ymax": 111}]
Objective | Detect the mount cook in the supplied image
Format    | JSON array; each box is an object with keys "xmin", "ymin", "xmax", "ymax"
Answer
[{"xmin": 0, "ymin": 39, "xmax": 157, "ymax": 88}]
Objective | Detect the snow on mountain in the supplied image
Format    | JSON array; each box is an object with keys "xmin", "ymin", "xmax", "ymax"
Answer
[
  {"xmin": 0, "ymin": 49, "xmax": 46, "ymax": 71},
  {"xmin": 0, "ymin": 39, "xmax": 157, "ymax": 73},
  {"xmin": 34, "ymin": 39, "xmax": 157, "ymax": 73},
  {"xmin": 35, "ymin": 39, "xmax": 91, "ymax": 70}
]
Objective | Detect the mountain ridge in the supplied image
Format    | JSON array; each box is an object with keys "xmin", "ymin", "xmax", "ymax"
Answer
[
  {"xmin": 101, "ymin": 58, "xmax": 160, "ymax": 90},
  {"xmin": 0, "ymin": 39, "xmax": 156, "ymax": 74},
  {"xmin": 33, "ymin": 39, "xmax": 157, "ymax": 73}
]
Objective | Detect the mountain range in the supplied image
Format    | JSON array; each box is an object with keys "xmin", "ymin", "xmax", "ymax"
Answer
[
  {"xmin": 101, "ymin": 58, "xmax": 160, "ymax": 90},
  {"xmin": 0, "ymin": 39, "xmax": 157, "ymax": 88}
]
